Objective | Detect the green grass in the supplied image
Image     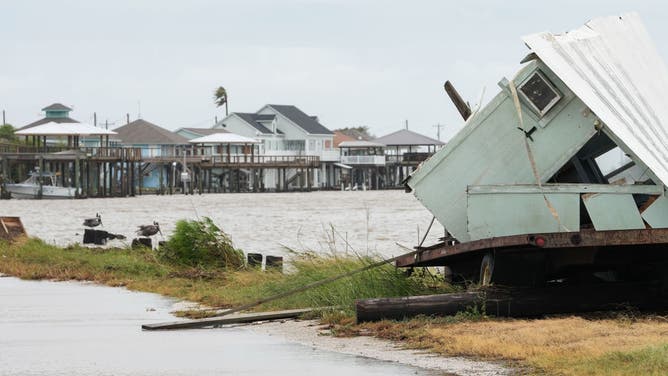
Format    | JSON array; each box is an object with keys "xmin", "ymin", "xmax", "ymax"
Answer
[
  {"xmin": 565, "ymin": 344, "xmax": 668, "ymax": 376},
  {"xmin": 0, "ymin": 238, "xmax": 449, "ymax": 314}
]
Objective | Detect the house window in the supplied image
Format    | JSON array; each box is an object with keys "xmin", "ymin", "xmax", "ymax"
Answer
[
  {"xmin": 284, "ymin": 140, "xmax": 305, "ymax": 151},
  {"xmin": 519, "ymin": 71, "xmax": 561, "ymax": 116}
]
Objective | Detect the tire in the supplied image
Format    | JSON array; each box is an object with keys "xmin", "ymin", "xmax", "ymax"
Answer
[
  {"xmin": 443, "ymin": 266, "xmax": 453, "ymax": 284},
  {"xmin": 480, "ymin": 253, "xmax": 495, "ymax": 286}
]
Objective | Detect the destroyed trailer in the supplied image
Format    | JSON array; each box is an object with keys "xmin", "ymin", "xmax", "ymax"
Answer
[{"xmin": 399, "ymin": 13, "xmax": 668, "ymax": 287}]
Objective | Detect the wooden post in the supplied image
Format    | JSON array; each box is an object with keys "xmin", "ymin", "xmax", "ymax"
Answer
[
  {"xmin": 208, "ymin": 168, "xmax": 212, "ymax": 193},
  {"xmin": 37, "ymin": 156, "xmax": 44, "ymax": 199},
  {"xmin": 139, "ymin": 162, "xmax": 144, "ymax": 195},
  {"xmin": 283, "ymin": 168, "xmax": 287, "ymax": 191},
  {"xmin": 159, "ymin": 163, "xmax": 163, "ymax": 195},
  {"xmin": 85, "ymin": 158, "xmax": 91, "ymax": 198},
  {"xmin": 197, "ymin": 166, "xmax": 203, "ymax": 194},
  {"xmin": 111, "ymin": 163, "xmax": 117, "ymax": 196},
  {"xmin": 74, "ymin": 155, "xmax": 81, "ymax": 198}
]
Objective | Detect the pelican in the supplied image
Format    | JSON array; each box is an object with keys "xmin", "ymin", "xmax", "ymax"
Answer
[
  {"xmin": 83, "ymin": 213, "xmax": 102, "ymax": 228},
  {"xmin": 136, "ymin": 221, "xmax": 161, "ymax": 237}
]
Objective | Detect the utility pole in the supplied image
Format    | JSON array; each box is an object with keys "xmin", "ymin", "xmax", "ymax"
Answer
[
  {"xmin": 433, "ymin": 123, "xmax": 445, "ymax": 141},
  {"xmin": 94, "ymin": 112, "xmax": 97, "ymax": 127},
  {"xmin": 405, "ymin": 119, "xmax": 408, "ymax": 130},
  {"xmin": 126, "ymin": 113, "xmax": 130, "ymax": 124},
  {"xmin": 2, "ymin": 110, "xmax": 5, "ymax": 125}
]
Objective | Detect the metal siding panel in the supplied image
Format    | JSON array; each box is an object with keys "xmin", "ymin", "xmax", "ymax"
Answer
[
  {"xmin": 583, "ymin": 193, "xmax": 645, "ymax": 230},
  {"xmin": 410, "ymin": 78, "xmax": 596, "ymax": 242},
  {"xmin": 641, "ymin": 195, "xmax": 668, "ymax": 228},
  {"xmin": 467, "ymin": 193, "xmax": 580, "ymax": 240}
]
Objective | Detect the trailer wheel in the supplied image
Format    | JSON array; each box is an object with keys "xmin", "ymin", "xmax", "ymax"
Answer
[
  {"xmin": 480, "ymin": 253, "xmax": 494, "ymax": 286},
  {"xmin": 443, "ymin": 266, "xmax": 453, "ymax": 284}
]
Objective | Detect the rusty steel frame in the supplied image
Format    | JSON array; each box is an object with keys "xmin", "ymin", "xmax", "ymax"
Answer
[{"xmin": 395, "ymin": 228, "xmax": 668, "ymax": 268}]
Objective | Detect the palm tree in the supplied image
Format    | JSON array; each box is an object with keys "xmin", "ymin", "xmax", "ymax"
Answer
[{"xmin": 214, "ymin": 86, "xmax": 229, "ymax": 116}]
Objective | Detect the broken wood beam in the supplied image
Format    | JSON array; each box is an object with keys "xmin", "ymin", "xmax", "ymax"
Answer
[
  {"xmin": 443, "ymin": 80, "xmax": 472, "ymax": 120},
  {"xmin": 356, "ymin": 282, "xmax": 668, "ymax": 322},
  {"xmin": 142, "ymin": 308, "xmax": 314, "ymax": 331}
]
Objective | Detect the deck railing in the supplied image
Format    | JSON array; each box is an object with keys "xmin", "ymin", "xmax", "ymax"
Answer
[
  {"xmin": 340, "ymin": 155, "xmax": 386, "ymax": 165},
  {"xmin": 0, "ymin": 143, "xmax": 144, "ymax": 160}
]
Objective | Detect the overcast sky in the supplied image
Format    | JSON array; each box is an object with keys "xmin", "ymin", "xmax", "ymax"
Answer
[{"xmin": 2, "ymin": 0, "xmax": 667, "ymax": 140}]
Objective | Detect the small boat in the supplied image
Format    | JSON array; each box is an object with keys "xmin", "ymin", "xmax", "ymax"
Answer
[{"xmin": 5, "ymin": 171, "xmax": 75, "ymax": 199}]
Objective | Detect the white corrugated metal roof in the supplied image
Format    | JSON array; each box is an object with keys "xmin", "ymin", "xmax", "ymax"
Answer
[
  {"xmin": 188, "ymin": 133, "xmax": 260, "ymax": 144},
  {"xmin": 523, "ymin": 12, "xmax": 668, "ymax": 185},
  {"xmin": 15, "ymin": 122, "xmax": 117, "ymax": 136}
]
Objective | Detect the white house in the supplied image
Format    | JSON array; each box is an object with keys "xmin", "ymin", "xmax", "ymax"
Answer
[{"xmin": 213, "ymin": 104, "xmax": 338, "ymax": 188}]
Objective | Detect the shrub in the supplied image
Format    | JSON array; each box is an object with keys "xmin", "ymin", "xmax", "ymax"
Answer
[{"xmin": 159, "ymin": 217, "xmax": 244, "ymax": 269}]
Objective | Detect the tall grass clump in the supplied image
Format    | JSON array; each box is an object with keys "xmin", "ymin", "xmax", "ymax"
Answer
[
  {"xmin": 255, "ymin": 251, "xmax": 453, "ymax": 312},
  {"xmin": 158, "ymin": 217, "xmax": 244, "ymax": 269}
]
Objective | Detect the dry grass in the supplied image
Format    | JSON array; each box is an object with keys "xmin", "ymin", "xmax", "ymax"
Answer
[{"xmin": 347, "ymin": 313, "xmax": 668, "ymax": 375}]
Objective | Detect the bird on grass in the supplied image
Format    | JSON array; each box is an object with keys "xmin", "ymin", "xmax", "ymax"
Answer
[
  {"xmin": 136, "ymin": 221, "xmax": 162, "ymax": 237},
  {"xmin": 83, "ymin": 213, "xmax": 102, "ymax": 228}
]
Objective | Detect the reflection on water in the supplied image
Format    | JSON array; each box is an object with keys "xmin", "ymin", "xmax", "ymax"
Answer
[{"xmin": 0, "ymin": 277, "xmax": 440, "ymax": 376}]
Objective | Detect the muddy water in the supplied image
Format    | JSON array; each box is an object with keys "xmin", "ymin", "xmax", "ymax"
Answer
[
  {"xmin": 0, "ymin": 191, "xmax": 443, "ymax": 259},
  {"xmin": 0, "ymin": 277, "xmax": 444, "ymax": 375}
]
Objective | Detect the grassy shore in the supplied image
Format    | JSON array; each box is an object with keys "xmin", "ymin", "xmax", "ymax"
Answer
[
  {"xmin": 0, "ymin": 237, "xmax": 446, "ymax": 312},
  {"xmin": 1, "ymin": 237, "xmax": 666, "ymax": 375}
]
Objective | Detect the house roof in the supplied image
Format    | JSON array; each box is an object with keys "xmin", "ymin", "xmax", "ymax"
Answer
[
  {"xmin": 178, "ymin": 127, "xmax": 228, "ymax": 137},
  {"xmin": 374, "ymin": 129, "xmax": 444, "ymax": 146},
  {"xmin": 233, "ymin": 113, "xmax": 273, "ymax": 134},
  {"xmin": 523, "ymin": 12, "xmax": 668, "ymax": 185},
  {"xmin": 18, "ymin": 116, "xmax": 79, "ymax": 131},
  {"xmin": 41, "ymin": 103, "xmax": 72, "ymax": 111},
  {"xmin": 334, "ymin": 131, "xmax": 355, "ymax": 147},
  {"xmin": 267, "ymin": 105, "xmax": 333, "ymax": 135},
  {"xmin": 113, "ymin": 119, "xmax": 188, "ymax": 145},
  {"xmin": 15, "ymin": 122, "xmax": 116, "ymax": 136},
  {"xmin": 255, "ymin": 114, "xmax": 276, "ymax": 122},
  {"xmin": 189, "ymin": 133, "xmax": 260, "ymax": 144}
]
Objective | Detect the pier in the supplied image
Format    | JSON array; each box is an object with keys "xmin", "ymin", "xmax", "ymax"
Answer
[{"xmin": 0, "ymin": 143, "xmax": 321, "ymax": 198}]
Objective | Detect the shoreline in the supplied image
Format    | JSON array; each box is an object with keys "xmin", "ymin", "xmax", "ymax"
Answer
[
  {"xmin": 247, "ymin": 319, "xmax": 509, "ymax": 376},
  {"xmin": 0, "ymin": 272, "xmax": 508, "ymax": 375}
]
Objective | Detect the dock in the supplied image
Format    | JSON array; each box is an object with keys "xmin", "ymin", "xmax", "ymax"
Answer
[{"xmin": 0, "ymin": 143, "xmax": 321, "ymax": 197}]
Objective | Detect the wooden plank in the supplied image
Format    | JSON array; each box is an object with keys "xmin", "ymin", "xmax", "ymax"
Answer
[
  {"xmin": 142, "ymin": 308, "xmax": 314, "ymax": 331},
  {"xmin": 443, "ymin": 81, "xmax": 472, "ymax": 120},
  {"xmin": 468, "ymin": 183, "xmax": 664, "ymax": 195},
  {"xmin": 356, "ymin": 282, "xmax": 668, "ymax": 322}
]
